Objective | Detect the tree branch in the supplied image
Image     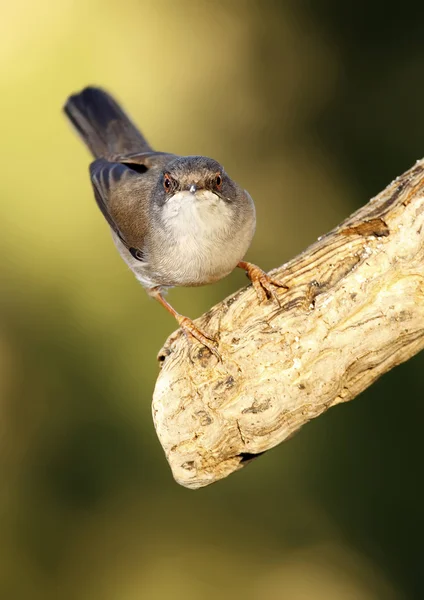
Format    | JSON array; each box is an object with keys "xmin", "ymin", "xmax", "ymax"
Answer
[{"xmin": 152, "ymin": 159, "xmax": 424, "ymax": 489}]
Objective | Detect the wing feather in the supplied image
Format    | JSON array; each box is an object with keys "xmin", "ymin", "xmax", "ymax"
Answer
[{"xmin": 88, "ymin": 152, "xmax": 177, "ymax": 256}]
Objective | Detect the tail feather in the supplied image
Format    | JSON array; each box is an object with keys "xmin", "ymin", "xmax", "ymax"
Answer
[{"xmin": 63, "ymin": 87, "xmax": 152, "ymax": 158}]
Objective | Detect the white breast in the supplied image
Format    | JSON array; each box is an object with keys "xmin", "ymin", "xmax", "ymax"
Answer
[
  {"xmin": 157, "ymin": 190, "xmax": 252, "ymax": 286},
  {"xmin": 163, "ymin": 190, "xmax": 233, "ymax": 238}
]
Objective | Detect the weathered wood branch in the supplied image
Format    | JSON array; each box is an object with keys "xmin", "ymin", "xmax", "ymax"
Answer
[{"xmin": 152, "ymin": 159, "xmax": 424, "ymax": 489}]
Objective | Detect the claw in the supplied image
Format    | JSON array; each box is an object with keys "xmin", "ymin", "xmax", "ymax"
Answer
[
  {"xmin": 238, "ymin": 261, "xmax": 288, "ymax": 306},
  {"xmin": 177, "ymin": 315, "xmax": 221, "ymax": 360},
  {"xmin": 150, "ymin": 288, "xmax": 221, "ymax": 360}
]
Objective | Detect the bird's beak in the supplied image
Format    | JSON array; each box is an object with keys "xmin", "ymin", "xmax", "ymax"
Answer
[{"xmin": 189, "ymin": 184, "xmax": 197, "ymax": 194}]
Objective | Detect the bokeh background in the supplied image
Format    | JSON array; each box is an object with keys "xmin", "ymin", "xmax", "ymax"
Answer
[{"xmin": 1, "ymin": 1, "xmax": 424, "ymax": 598}]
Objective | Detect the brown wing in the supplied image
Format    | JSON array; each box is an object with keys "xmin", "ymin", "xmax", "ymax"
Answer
[{"xmin": 89, "ymin": 152, "xmax": 176, "ymax": 255}]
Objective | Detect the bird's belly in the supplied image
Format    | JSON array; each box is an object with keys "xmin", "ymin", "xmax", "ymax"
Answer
[
  {"xmin": 164, "ymin": 235, "xmax": 242, "ymax": 286},
  {"xmin": 155, "ymin": 219, "xmax": 254, "ymax": 287},
  {"xmin": 150, "ymin": 192, "xmax": 254, "ymax": 287}
]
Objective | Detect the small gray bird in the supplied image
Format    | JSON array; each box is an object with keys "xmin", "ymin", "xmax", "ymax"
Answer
[{"xmin": 64, "ymin": 87, "xmax": 285, "ymax": 356}]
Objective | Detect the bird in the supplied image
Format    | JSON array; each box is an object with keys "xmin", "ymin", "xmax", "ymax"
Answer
[{"xmin": 63, "ymin": 87, "xmax": 286, "ymax": 357}]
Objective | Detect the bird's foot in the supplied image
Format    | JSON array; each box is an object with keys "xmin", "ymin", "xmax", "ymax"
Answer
[
  {"xmin": 177, "ymin": 315, "xmax": 221, "ymax": 360},
  {"xmin": 238, "ymin": 261, "xmax": 288, "ymax": 305}
]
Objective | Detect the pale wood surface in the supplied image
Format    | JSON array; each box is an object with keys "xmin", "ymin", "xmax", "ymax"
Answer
[{"xmin": 153, "ymin": 159, "xmax": 424, "ymax": 489}]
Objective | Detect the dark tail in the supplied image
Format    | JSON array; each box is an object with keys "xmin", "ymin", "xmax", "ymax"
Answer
[{"xmin": 63, "ymin": 87, "xmax": 152, "ymax": 158}]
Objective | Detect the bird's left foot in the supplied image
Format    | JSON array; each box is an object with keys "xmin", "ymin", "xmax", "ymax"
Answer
[{"xmin": 238, "ymin": 261, "xmax": 288, "ymax": 305}]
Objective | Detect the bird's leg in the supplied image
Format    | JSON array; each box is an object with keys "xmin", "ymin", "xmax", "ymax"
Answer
[
  {"xmin": 237, "ymin": 261, "xmax": 288, "ymax": 305},
  {"xmin": 150, "ymin": 288, "xmax": 220, "ymax": 359}
]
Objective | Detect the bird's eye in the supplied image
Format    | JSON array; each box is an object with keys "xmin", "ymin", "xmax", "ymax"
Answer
[
  {"xmin": 215, "ymin": 173, "xmax": 223, "ymax": 189},
  {"xmin": 163, "ymin": 173, "xmax": 173, "ymax": 192},
  {"xmin": 129, "ymin": 247, "xmax": 144, "ymax": 261}
]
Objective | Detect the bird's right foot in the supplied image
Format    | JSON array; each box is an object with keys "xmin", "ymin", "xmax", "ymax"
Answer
[{"xmin": 176, "ymin": 315, "xmax": 221, "ymax": 360}]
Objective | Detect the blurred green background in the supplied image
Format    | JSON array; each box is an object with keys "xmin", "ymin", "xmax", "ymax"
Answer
[{"xmin": 1, "ymin": 1, "xmax": 423, "ymax": 598}]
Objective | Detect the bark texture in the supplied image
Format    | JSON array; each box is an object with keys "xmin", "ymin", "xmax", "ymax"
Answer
[{"xmin": 152, "ymin": 159, "xmax": 424, "ymax": 489}]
